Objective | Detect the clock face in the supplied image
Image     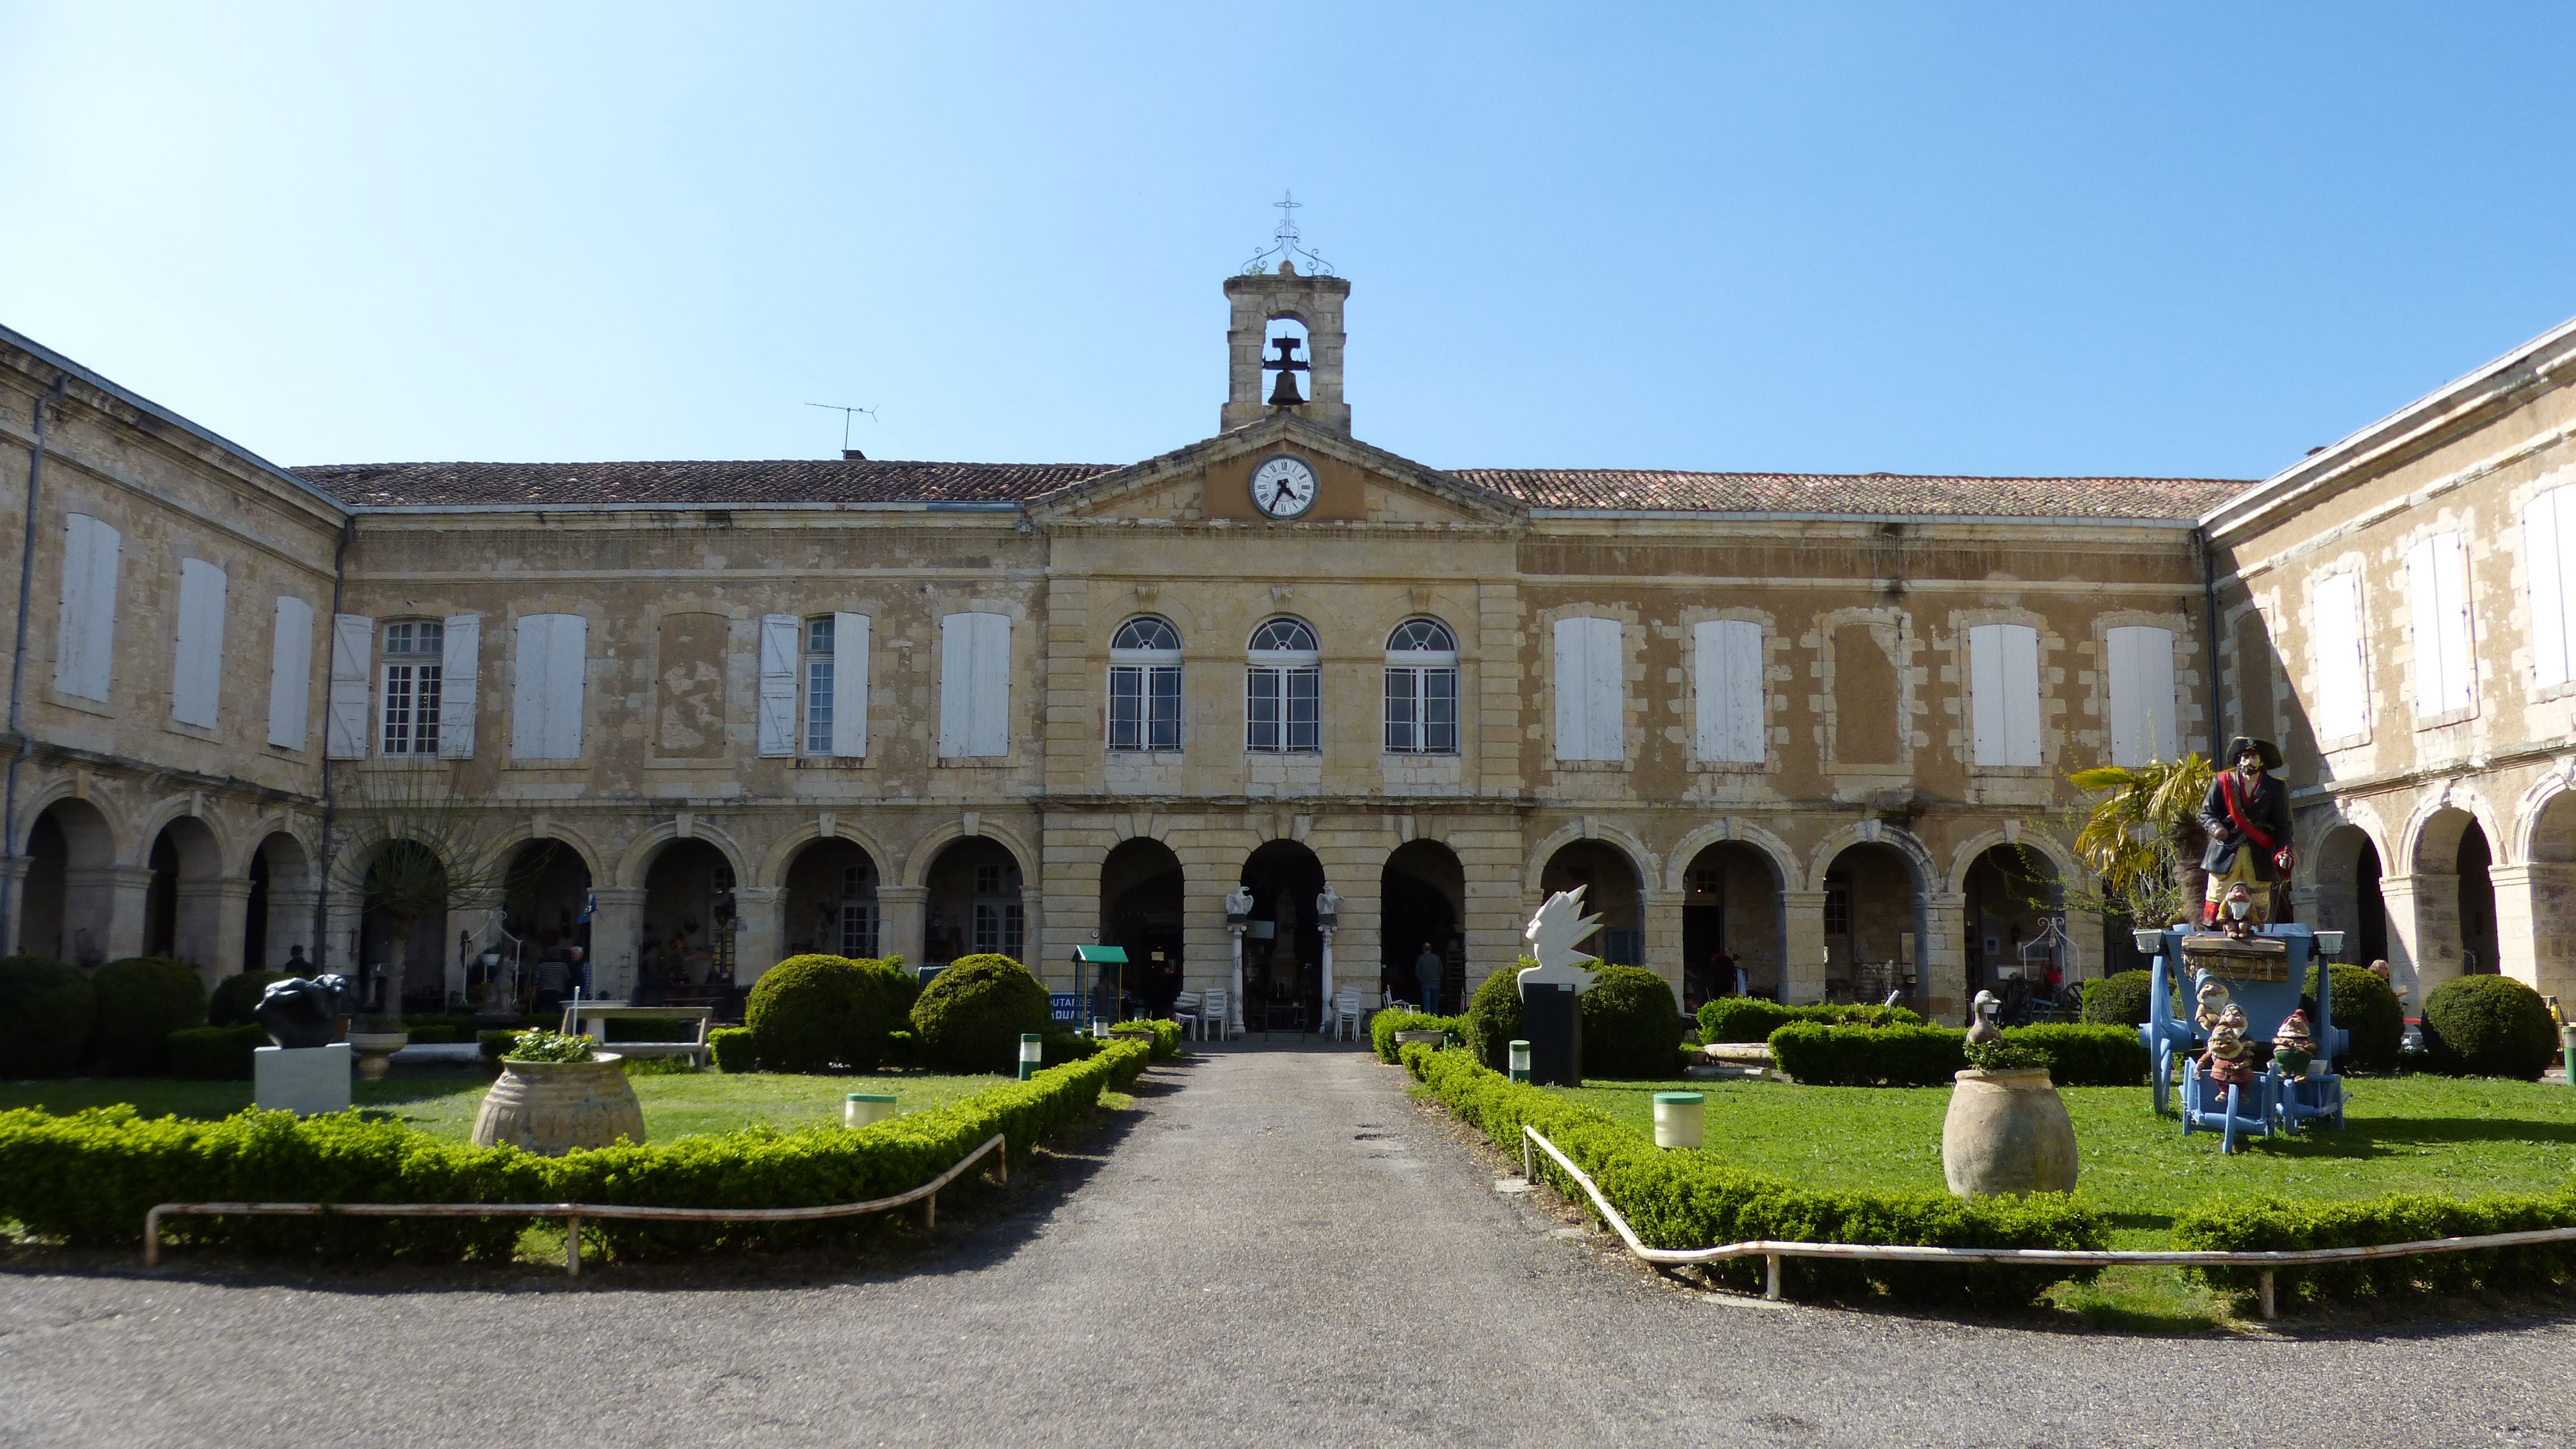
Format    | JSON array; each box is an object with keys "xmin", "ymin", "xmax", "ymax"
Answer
[{"xmin": 1249, "ymin": 454, "xmax": 1319, "ymax": 519}]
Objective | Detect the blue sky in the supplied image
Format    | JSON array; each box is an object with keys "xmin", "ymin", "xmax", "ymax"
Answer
[{"xmin": 4, "ymin": 3, "xmax": 2573, "ymax": 481}]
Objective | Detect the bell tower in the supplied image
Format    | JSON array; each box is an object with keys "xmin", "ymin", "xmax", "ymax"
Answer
[{"xmin": 1222, "ymin": 197, "xmax": 1351, "ymax": 434}]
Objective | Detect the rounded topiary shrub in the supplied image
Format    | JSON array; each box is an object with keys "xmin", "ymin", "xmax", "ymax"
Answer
[
  {"xmin": 0, "ymin": 954, "xmax": 96, "ymax": 1078},
  {"xmin": 2303, "ymin": 963, "xmax": 2403, "ymax": 1074},
  {"xmin": 2420, "ymin": 974, "xmax": 2558, "ymax": 1080},
  {"xmin": 2079, "ymin": 970, "xmax": 2156, "ymax": 1026},
  {"xmin": 910, "ymin": 954, "xmax": 1052, "ymax": 1073},
  {"xmin": 1579, "ymin": 965, "xmax": 1685, "ymax": 1078},
  {"xmin": 209, "ymin": 969, "xmax": 288, "ymax": 1028},
  {"xmin": 1463, "ymin": 959, "xmax": 1529, "ymax": 1071},
  {"xmin": 745, "ymin": 954, "xmax": 918, "ymax": 1073},
  {"xmin": 87, "ymin": 956, "xmax": 209, "ymax": 1075}
]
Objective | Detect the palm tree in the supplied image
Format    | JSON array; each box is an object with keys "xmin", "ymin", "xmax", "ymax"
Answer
[{"xmin": 2067, "ymin": 752, "xmax": 2215, "ymax": 930}]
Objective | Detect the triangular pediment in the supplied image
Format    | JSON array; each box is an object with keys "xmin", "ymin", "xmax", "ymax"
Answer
[{"xmin": 1024, "ymin": 414, "xmax": 1526, "ymax": 529}]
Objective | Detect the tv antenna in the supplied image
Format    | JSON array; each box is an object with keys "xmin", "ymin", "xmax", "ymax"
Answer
[{"xmin": 806, "ymin": 402, "xmax": 879, "ymax": 453}]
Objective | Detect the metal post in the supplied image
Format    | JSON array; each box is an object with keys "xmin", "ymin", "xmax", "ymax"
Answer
[
  {"xmin": 924, "ymin": 1190, "xmax": 936, "ymax": 1232},
  {"xmin": 565, "ymin": 1215, "xmax": 580, "ymax": 1276},
  {"xmin": 1764, "ymin": 1253, "xmax": 1782, "ymax": 1301},
  {"xmin": 2258, "ymin": 1270, "xmax": 2275, "ymax": 1320},
  {"xmin": 144, "ymin": 1209, "xmax": 162, "ymax": 1268}
]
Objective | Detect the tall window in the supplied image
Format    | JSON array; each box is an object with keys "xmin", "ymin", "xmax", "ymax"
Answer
[
  {"xmin": 381, "ymin": 619, "xmax": 444, "ymax": 755},
  {"xmin": 839, "ymin": 861, "xmax": 878, "ymax": 958},
  {"xmin": 803, "ymin": 617, "xmax": 836, "ymax": 754},
  {"xmin": 2406, "ymin": 532, "xmax": 2476, "ymax": 719},
  {"xmin": 1384, "ymin": 618, "xmax": 1457, "ymax": 754},
  {"xmin": 971, "ymin": 861, "xmax": 1024, "ymax": 957},
  {"xmin": 1109, "ymin": 615, "xmax": 1182, "ymax": 751},
  {"xmin": 1246, "ymin": 618, "xmax": 1321, "ymax": 753}
]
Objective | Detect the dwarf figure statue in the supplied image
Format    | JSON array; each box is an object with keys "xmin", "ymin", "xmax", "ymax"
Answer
[
  {"xmin": 2272, "ymin": 1007, "xmax": 2317, "ymax": 1078},
  {"xmin": 2219, "ymin": 882, "xmax": 2260, "ymax": 942},
  {"xmin": 2203, "ymin": 1003, "xmax": 2259, "ymax": 1087},
  {"xmin": 2194, "ymin": 977, "xmax": 2234, "ymax": 1035},
  {"xmin": 2200, "ymin": 735, "xmax": 2293, "ymax": 929}
]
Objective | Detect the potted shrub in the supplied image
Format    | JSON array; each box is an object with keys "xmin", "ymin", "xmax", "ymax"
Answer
[
  {"xmin": 470, "ymin": 1029, "xmax": 646, "ymax": 1156},
  {"xmin": 1940, "ymin": 1039, "xmax": 2078, "ymax": 1197}
]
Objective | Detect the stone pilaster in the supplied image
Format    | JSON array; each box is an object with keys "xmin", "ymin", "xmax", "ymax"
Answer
[
  {"xmin": 2377, "ymin": 872, "xmax": 2449, "ymax": 1014},
  {"xmin": 64, "ymin": 866, "xmax": 154, "ymax": 964},
  {"xmin": 733, "ymin": 886, "xmax": 785, "ymax": 985},
  {"xmin": 0, "ymin": 856, "xmax": 27, "ymax": 956},
  {"xmin": 587, "ymin": 886, "xmax": 647, "ymax": 1000},
  {"xmin": 2486, "ymin": 862, "xmax": 2575, "ymax": 1001},
  {"xmin": 1921, "ymin": 889, "xmax": 1969, "ymax": 1024},
  {"xmin": 878, "ymin": 884, "xmax": 929, "ymax": 973},
  {"xmin": 1780, "ymin": 890, "xmax": 1829, "ymax": 1005},
  {"xmin": 181, "ymin": 878, "xmax": 255, "ymax": 984}
]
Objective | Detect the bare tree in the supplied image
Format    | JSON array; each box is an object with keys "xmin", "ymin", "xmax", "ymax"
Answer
[{"xmin": 326, "ymin": 770, "xmax": 552, "ymax": 1029}]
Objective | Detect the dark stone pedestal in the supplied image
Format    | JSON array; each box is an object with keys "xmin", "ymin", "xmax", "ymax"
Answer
[{"xmin": 1521, "ymin": 981, "xmax": 1583, "ymax": 1086}]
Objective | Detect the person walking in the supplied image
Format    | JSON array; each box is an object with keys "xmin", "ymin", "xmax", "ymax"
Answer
[{"xmin": 1413, "ymin": 940, "xmax": 1445, "ymax": 1015}]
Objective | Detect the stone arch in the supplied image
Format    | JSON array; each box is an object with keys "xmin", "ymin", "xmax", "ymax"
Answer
[
  {"xmin": 2400, "ymin": 785, "xmax": 2508, "ymax": 874},
  {"xmin": 759, "ymin": 818, "xmax": 898, "ymax": 889},
  {"xmin": 615, "ymin": 817, "xmax": 751, "ymax": 890},
  {"xmin": 127, "ymin": 795, "xmax": 233, "ymax": 874},
  {"xmin": 2511, "ymin": 764, "xmax": 2576, "ymax": 864},
  {"xmin": 13, "ymin": 794, "xmax": 119, "ymax": 964},
  {"xmin": 1521, "ymin": 819, "xmax": 1655, "ymax": 895},
  {"xmin": 1660, "ymin": 819, "xmax": 1798, "ymax": 893},
  {"xmin": 15, "ymin": 785, "xmax": 119, "ymax": 861},
  {"xmin": 2308, "ymin": 814, "xmax": 2390, "ymax": 966},
  {"xmin": 900, "ymin": 817, "xmax": 1038, "ymax": 890},
  {"xmin": 1944, "ymin": 827, "xmax": 2080, "ymax": 896},
  {"xmin": 231, "ymin": 813, "xmax": 322, "ymax": 883},
  {"xmin": 1803, "ymin": 820, "xmax": 1935, "ymax": 893}
]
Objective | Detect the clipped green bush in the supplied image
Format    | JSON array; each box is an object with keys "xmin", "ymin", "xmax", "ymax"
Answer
[
  {"xmin": 2001, "ymin": 1024, "xmax": 2151, "ymax": 1087},
  {"xmin": 0, "ymin": 954, "xmax": 94, "ymax": 1078},
  {"xmin": 745, "ymin": 954, "xmax": 918, "ymax": 1073},
  {"xmin": 1109, "ymin": 1017, "xmax": 1183, "ymax": 1060},
  {"xmin": 167, "ymin": 1024, "xmax": 271, "ymax": 1081},
  {"xmin": 1696, "ymin": 998, "xmax": 1924, "ymax": 1044},
  {"xmin": 87, "ymin": 957, "xmax": 208, "ymax": 1076},
  {"xmin": 2303, "ymin": 963, "xmax": 2403, "ymax": 1074},
  {"xmin": 2175, "ymin": 1188, "xmax": 2576, "ymax": 1304},
  {"xmin": 707, "ymin": 1026, "xmax": 756, "ymax": 1072},
  {"xmin": 1371, "ymin": 1008, "xmax": 1464, "ymax": 1064},
  {"xmin": 478, "ymin": 1030, "xmax": 518, "ymax": 1063},
  {"xmin": 1580, "ymin": 965, "xmax": 1687, "ymax": 1078},
  {"xmin": 910, "ymin": 954, "xmax": 1051, "ymax": 1072},
  {"xmin": 1768, "ymin": 1022, "xmax": 2147, "ymax": 1088},
  {"xmin": 208, "ymin": 970, "xmax": 287, "ymax": 1028},
  {"xmin": 1400, "ymin": 1043, "xmax": 2105, "ymax": 1305},
  {"xmin": 400, "ymin": 1015, "xmax": 477, "ymax": 1044},
  {"xmin": 1462, "ymin": 960, "xmax": 1527, "ymax": 1071},
  {"xmin": 0, "ymin": 1040, "xmax": 1152, "ymax": 1261},
  {"xmin": 2079, "ymin": 970, "xmax": 2156, "ymax": 1026},
  {"xmin": 2421, "ymin": 975, "xmax": 2559, "ymax": 1080}
]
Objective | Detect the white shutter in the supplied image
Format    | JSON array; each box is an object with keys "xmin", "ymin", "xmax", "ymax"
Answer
[
  {"xmin": 1968, "ymin": 624, "xmax": 2005, "ymax": 765},
  {"xmin": 512, "ymin": 614, "xmax": 587, "ymax": 760},
  {"xmin": 544, "ymin": 615, "xmax": 586, "ymax": 759},
  {"xmin": 2407, "ymin": 534, "xmax": 2475, "ymax": 717},
  {"xmin": 1969, "ymin": 623, "xmax": 2040, "ymax": 766},
  {"xmin": 2528, "ymin": 489, "xmax": 2570, "ymax": 689},
  {"xmin": 2311, "ymin": 574, "xmax": 2365, "ymax": 741},
  {"xmin": 267, "ymin": 596, "xmax": 313, "ymax": 750},
  {"xmin": 832, "ymin": 612, "xmax": 870, "ymax": 757},
  {"xmin": 169, "ymin": 558, "xmax": 226, "ymax": 727},
  {"xmin": 325, "ymin": 613, "xmax": 373, "ymax": 759},
  {"xmin": 757, "ymin": 613, "xmax": 798, "ymax": 757},
  {"xmin": 438, "ymin": 614, "xmax": 480, "ymax": 758},
  {"xmin": 2437, "ymin": 532, "xmax": 2475, "ymax": 716},
  {"xmin": 52, "ymin": 513, "xmax": 120, "ymax": 701},
  {"xmin": 2105, "ymin": 625, "xmax": 2177, "ymax": 766},
  {"xmin": 940, "ymin": 612, "xmax": 1011, "ymax": 759},
  {"xmin": 2003, "ymin": 624, "xmax": 2042, "ymax": 765},
  {"xmin": 1693, "ymin": 619, "xmax": 1764, "ymax": 763},
  {"xmin": 1554, "ymin": 616, "xmax": 1622, "ymax": 762},
  {"xmin": 1553, "ymin": 618, "xmax": 1588, "ymax": 761}
]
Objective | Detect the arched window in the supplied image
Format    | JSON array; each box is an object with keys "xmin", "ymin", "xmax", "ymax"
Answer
[
  {"xmin": 1384, "ymin": 618, "xmax": 1457, "ymax": 754},
  {"xmin": 1109, "ymin": 615, "xmax": 1182, "ymax": 752},
  {"xmin": 1246, "ymin": 618, "xmax": 1320, "ymax": 753},
  {"xmin": 380, "ymin": 618, "xmax": 444, "ymax": 755}
]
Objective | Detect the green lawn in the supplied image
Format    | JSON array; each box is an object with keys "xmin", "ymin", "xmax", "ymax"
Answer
[
  {"xmin": 1556, "ymin": 1074, "xmax": 2576, "ymax": 1328},
  {"xmin": 0, "ymin": 1069, "xmax": 1009, "ymax": 1144}
]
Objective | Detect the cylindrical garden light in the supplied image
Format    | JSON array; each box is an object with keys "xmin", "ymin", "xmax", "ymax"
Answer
[
  {"xmin": 1090, "ymin": 1017, "xmax": 1109, "ymax": 1041},
  {"xmin": 1653, "ymin": 1091, "xmax": 1704, "ymax": 1150},
  {"xmin": 1508, "ymin": 1039, "xmax": 1532, "ymax": 1083},
  {"xmin": 1019, "ymin": 1033, "xmax": 1044, "ymax": 1081},
  {"xmin": 845, "ymin": 1092, "xmax": 897, "ymax": 1129}
]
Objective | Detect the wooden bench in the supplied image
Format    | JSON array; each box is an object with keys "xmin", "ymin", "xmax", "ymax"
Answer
[{"xmin": 558, "ymin": 1003, "xmax": 716, "ymax": 1066}]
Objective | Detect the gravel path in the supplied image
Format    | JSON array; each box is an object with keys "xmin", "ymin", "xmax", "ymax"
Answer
[{"xmin": 4, "ymin": 1049, "xmax": 2572, "ymax": 1448}]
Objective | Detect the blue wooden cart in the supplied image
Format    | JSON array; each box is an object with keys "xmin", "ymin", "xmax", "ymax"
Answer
[{"xmin": 2137, "ymin": 924, "xmax": 2349, "ymax": 1152}]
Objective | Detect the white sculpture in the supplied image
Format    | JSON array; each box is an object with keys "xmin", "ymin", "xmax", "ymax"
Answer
[
  {"xmin": 1315, "ymin": 886, "xmax": 1342, "ymax": 924},
  {"xmin": 1223, "ymin": 885, "xmax": 1254, "ymax": 920},
  {"xmin": 1518, "ymin": 887, "xmax": 1603, "ymax": 995}
]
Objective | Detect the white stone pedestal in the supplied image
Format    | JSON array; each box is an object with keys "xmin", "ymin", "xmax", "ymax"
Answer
[{"xmin": 255, "ymin": 1044, "xmax": 352, "ymax": 1116}]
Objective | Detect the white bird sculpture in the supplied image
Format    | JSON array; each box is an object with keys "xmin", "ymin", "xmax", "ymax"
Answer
[{"xmin": 1518, "ymin": 887, "xmax": 1603, "ymax": 995}]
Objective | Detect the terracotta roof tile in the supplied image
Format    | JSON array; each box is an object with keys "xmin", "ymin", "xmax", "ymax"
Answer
[
  {"xmin": 1452, "ymin": 468, "xmax": 2249, "ymax": 519},
  {"xmin": 294, "ymin": 458, "xmax": 1120, "ymax": 509}
]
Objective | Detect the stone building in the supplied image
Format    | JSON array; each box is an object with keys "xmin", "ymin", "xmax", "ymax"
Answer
[{"xmin": 4, "ymin": 262, "xmax": 2566, "ymax": 1027}]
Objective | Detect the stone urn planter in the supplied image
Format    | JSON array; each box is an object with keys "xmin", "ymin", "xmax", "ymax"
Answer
[
  {"xmin": 1940, "ymin": 1067, "xmax": 2078, "ymax": 1197},
  {"xmin": 346, "ymin": 1030, "xmax": 409, "ymax": 1082},
  {"xmin": 1393, "ymin": 1029, "xmax": 1447, "ymax": 1049},
  {"xmin": 471, "ymin": 1053, "xmax": 646, "ymax": 1156}
]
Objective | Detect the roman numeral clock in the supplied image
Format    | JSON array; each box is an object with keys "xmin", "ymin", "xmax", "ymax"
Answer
[{"xmin": 1249, "ymin": 453, "xmax": 1318, "ymax": 519}]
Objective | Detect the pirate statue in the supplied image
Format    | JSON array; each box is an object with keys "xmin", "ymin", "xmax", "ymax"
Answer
[{"xmin": 2198, "ymin": 735, "xmax": 2294, "ymax": 929}]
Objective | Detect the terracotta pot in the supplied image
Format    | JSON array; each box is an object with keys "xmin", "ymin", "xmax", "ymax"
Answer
[
  {"xmin": 1941, "ymin": 1067, "xmax": 2078, "ymax": 1197},
  {"xmin": 471, "ymin": 1054, "xmax": 646, "ymax": 1156},
  {"xmin": 347, "ymin": 1031, "xmax": 409, "ymax": 1082}
]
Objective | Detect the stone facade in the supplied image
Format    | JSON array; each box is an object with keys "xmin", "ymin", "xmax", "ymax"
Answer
[{"xmin": 7, "ymin": 268, "xmax": 2566, "ymax": 1029}]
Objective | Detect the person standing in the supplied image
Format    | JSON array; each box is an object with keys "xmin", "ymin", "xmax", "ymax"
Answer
[{"xmin": 1413, "ymin": 940, "xmax": 1445, "ymax": 1014}]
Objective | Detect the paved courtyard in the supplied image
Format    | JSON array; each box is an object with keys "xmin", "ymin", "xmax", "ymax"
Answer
[{"xmin": 4, "ymin": 1050, "xmax": 2572, "ymax": 1447}]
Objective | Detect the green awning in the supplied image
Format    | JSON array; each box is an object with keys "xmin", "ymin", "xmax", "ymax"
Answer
[{"xmin": 1073, "ymin": 945, "xmax": 1130, "ymax": 965}]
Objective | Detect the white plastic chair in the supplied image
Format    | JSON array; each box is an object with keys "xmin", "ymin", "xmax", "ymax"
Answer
[
  {"xmin": 1198, "ymin": 987, "xmax": 1231, "ymax": 1041},
  {"xmin": 1171, "ymin": 991, "xmax": 1203, "ymax": 1040},
  {"xmin": 1330, "ymin": 987, "xmax": 1363, "ymax": 1042}
]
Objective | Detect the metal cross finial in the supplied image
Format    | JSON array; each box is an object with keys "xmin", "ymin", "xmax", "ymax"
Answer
[{"xmin": 1242, "ymin": 190, "xmax": 1334, "ymax": 276}]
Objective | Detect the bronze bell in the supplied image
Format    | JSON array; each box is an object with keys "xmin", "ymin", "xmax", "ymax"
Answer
[{"xmin": 1267, "ymin": 367, "xmax": 1306, "ymax": 407}]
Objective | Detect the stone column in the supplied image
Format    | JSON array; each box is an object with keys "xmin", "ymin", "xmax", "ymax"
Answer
[
  {"xmin": 1316, "ymin": 924, "xmax": 1337, "ymax": 1034},
  {"xmin": 733, "ymin": 886, "xmax": 785, "ymax": 986},
  {"xmin": 1779, "ymin": 890, "xmax": 1829, "ymax": 1004},
  {"xmin": 878, "ymin": 884, "xmax": 929, "ymax": 972},
  {"xmin": 2378, "ymin": 872, "xmax": 2451, "ymax": 1014},
  {"xmin": 65, "ymin": 866, "xmax": 153, "ymax": 964},
  {"xmin": 264, "ymin": 887, "xmax": 319, "ymax": 969},
  {"xmin": 1019, "ymin": 886, "xmax": 1045, "ymax": 978},
  {"xmin": 1227, "ymin": 922, "xmax": 1247, "ymax": 1037},
  {"xmin": 0, "ymin": 856, "xmax": 27, "ymax": 956},
  {"xmin": 2487, "ymin": 862, "xmax": 2575, "ymax": 1001},
  {"xmin": 182, "ymin": 878, "xmax": 255, "ymax": 986},
  {"xmin": 587, "ymin": 886, "xmax": 647, "ymax": 1001},
  {"xmin": 1642, "ymin": 886, "xmax": 1685, "ymax": 1001},
  {"xmin": 1921, "ymin": 889, "xmax": 1969, "ymax": 1024}
]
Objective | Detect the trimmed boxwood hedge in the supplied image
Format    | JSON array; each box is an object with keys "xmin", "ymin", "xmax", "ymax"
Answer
[
  {"xmin": 1401, "ymin": 1043, "xmax": 2105, "ymax": 1305},
  {"xmin": 0, "ymin": 954, "xmax": 94, "ymax": 1078},
  {"xmin": 2078, "ymin": 970, "xmax": 2157, "ymax": 1026},
  {"xmin": 0, "ymin": 1039, "xmax": 1152, "ymax": 1261},
  {"xmin": 1696, "ymin": 998, "xmax": 1924, "ymax": 1044},
  {"xmin": 1580, "ymin": 965, "xmax": 1687, "ymax": 1079},
  {"xmin": 1371, "ymin": 1008, "xmax": 1464, "ymax": 1064},
  {"xmin": 2420, "ymin": 974, "xmax": 2559, "ymax": 1080},
  {"xmin": 708, "ymin": 1026, "xmax": 756, "ymax": 1072},
  {"xmin": 2304, "ymin": 963, "xmax": 2403, "ymax": 1074},
  {"xmin": 1107, "ymin": 1017, "xmax": 1184, "ymax": 1060},
  {"xmin": 167, "ymin": 1024, "xmax": 272, "ymax": 1081},
  {"xmin": 1462, "ymin": 962, "xmax": 1526, "ymax": 1071},
  {"xmin": 208, "ymin": 970, "xmax": 287, "ymax": 1029},
  {"xmin": 1767, "ymin": 1022, "xmax": 2148, "ymax": 1088},
  {"xmin": 88, "ymin": 958, "xmax": 208, "ymax": 1076},
  {"xmin": 911, "ymin": 955, "xmax": 1053, "ymax": 1072},
  {"xmin": 2174, "ymin": 1189, "xmax": 2576, "ymax": 1304},
  {"xmin": 746, "ymin": 954, "xmax": 918, "ymax": 1073}
]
